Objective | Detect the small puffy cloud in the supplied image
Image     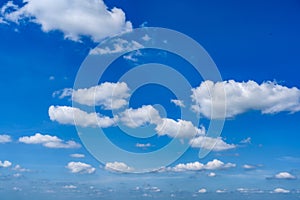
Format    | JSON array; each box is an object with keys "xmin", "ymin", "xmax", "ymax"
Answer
[
  {"xmin": 49, "ymin": 105, "xmax": 116, "ymax": 128},
  {"xmin": 240, "ymin": 137, "xmax": 252, "ymax": 144},
  {"xmin": 191, "ymin": 80, "xmax": 300, "ymax": 119},
  {"xmin": 0, "ymin": 160, "xmax": 12, "ymax": 168},
  {"xmin": 70, "ymin": 154, "xmax": 85, "ymax": 158},
  {"xmin": 156, "ymin": 118, "xmax": 205, "ymax": 139},
  {"xmin": 63, "ymin": 185, "xmax": 77, "ymax": 189},
  {"xmin": 105, "ymin": 162, "xmax": 134, "ymax": 173},
  {"xmin": 208, "ymin": 172, "xmax": 216, "ymax": 177},
  {"xmin": 19, "ymin": 133, "xmax": 81, "ymax": 149},
  {"xmin": 190, "ymin": 136, "xmax": 236, "ymax": 151},
  {"xmin": 171, "ymin": 99, "xmax": 185, "ymax": 108},
  {"xmin": 198, "ymin": 188, "xmax": 207, "ymax": 193},
  {"xmin": 90, "ymin": 38, "xmax": 143, "ymax": 55},
  {"xmin": 13, "ymin": 165, "xmax": 30, "ymax": 172},
  {"xmin": 243, "ymin": 164, "xmax": 256, "ymax": 170},
  {"xmin": 216, "ymin": 189, "xmax": 226, "ymax": 193},
  {"xmin": 120, "ymin": 105, "xmax": 161, "ymax": 128},
  {"xmin": 67, "ymin": 82, "xmax": 130, "ymax": 109},
  {"xmin": 0, "ymin": 0, "xmax": 132, "ymax": 42},
  {"xmin": 170, "ymin": 159, "xmax": 235, "ymax": 172},
  {"xmin": 66, "ymin": 162, "xmax": 96, "ymax": 174},
  {"xmin": 272, "ymin": 188, "xmax": 290, "ymax": 194},
  {"xmin": 136, "ymin": 143, "xmax": 152, "ymax": 148},
  {"xmin": 274, "ymin": 172, "xmax": 296, "ymax": 180},
  {"xmin": 0, "ymin": 134, "xmax": 12, "ymax": 143}
]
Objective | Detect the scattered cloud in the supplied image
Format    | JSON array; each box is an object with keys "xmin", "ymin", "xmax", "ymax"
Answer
[
  {"xmin": 49, "ymin": 105, "xmax": 116, "ymax": 128},
  {"xmin": 49, "ymin": 76, "xmax": 55, "ymax": 81},
  {"xmin": 90, "ymin": 38, "xmax": 143, "ymax": 55},
  {"xmin": 171, "ymin": 99, "xmax": 185, "ymax": 107},
  {"xmin": 142, "ymin": 34, "xmax": 151, "ymax": 41},
  {"xmin": 19, "ymin": 133, "xmax": 81, "ymax": 149},
  {"xmin": 0, "ymin": 0, "xmax": 132, "ymax": 42},
  {"xmin": 136, "ymin": 143, "xmax": 152, "ymax": 148},
  {"xmin": 62, "ymin": 82, "xmax": 130, "ymax": 109},
  {"xmin": 120, "ymin": 105, "xmax": 161, "ymax": 128},
  {"xmin": 105, "ymin": 162, "xmax": 134, "ymax": 173},
  {"xmin": 243, "ymin": 164, "xmax": 256, "ymax": 170},
  {"xmin": 66, "ymin": 162, "xmax": 96, "ymax": 174},
  {"xmin": 274, "ymin": 172, "xmax": 296, "ymax": 180},
  {"xmin": 63, "ymin": 185, "xmax": 77, "ymax": 189},
  {"xmin": 170, "ymin": 159, "xmax": 236, "ymax": 172},
  {"xmin": 197, "ymin": 188, "xmax": 207, "ymax": 193},
  {"xmin": 272, "ymin": 188, "xmax": 290, "ymax": 194},
  {"xmin": 190, "ymin": 136, "xmax": 236, "ymax": 151},
  {"xmin": 0, "ymin": 160, "xmax": 12, "ymax": 168},
  {"xmin": 70, "ymin": 154, "xmax": 85, "ymax": 158},
  {"xmin": 240, "ymin": 137, "xmax": 251, "ymax": 144},
  {"xmin": 13, "ymin": 165, "xmax": 30, "ymax": 172},
  {"xmin": 191, "ymin": 80, "xmax": 300, "ymax": 119},
  {"xmin": 208, "ymin": 172, "xmax": 216, "ymax": 177},
  {"xmin": 0, "ymin": 134, "xmax": 12, "ymax": 143},
  {"xmin": 156, "ymin": 118, "xmax": 205, "ymax": 139},
  {"xmin": 216, "ymin": 189, "xmax": 227, "ymax": 193}
]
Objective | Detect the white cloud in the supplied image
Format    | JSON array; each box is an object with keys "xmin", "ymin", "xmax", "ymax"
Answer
[
  {"xmin": 155, "ymin": 118, "xmax": 205, "ymax": 139},
  {"xmin": 70, "ymin": 154, "xmax": 85, "ymax": 158},
  {"xmin": 49, "ymin": 105, "xmax": 116, "ymax": 128},
  {"xmin": 120, "ymin": 105, "xmax": 161, "ymax": 128},
  {"xmin": 189, "ymin": 136, "xmax": 236, "ymax": 151},
  {"xmin": 208, "ymin": 172, "xmax": 216, "ymax": 177},
  {"xmin": 171, "ymin": 99, "xmax": 185, "ymax": 108},
  {"xmin": 243, "ymin": 164, "xmax": 256, "ymax": 170},
  {"xmin": 0, "ymin": 0, "xmax": 132, "ymax": 42},
  {"xmin": 136, "ymin": 143, "xmax": 152, "ymax": 148},
  {"xmin": 0, "ymin": 160, "xmax": 12, "ymax": 168},
  {"xmin": 63, "ymin": 185, "xmax": 77, "ymax": 189},
  {"xmin": 105, "ymin": 161, "xmax": 134, "ymax": 172},
  {"xmin": 170, "ymin": 159, "xmax": 236, "ymax": 172},
  {"xmin": 0, "ymin": 134, "xmax": 12, "ymax": 143},
  {"xmin": 19, "ymin": 133, "xmax": 81, "ymax": 149},
  {"xmin": 191, "ymin": 80, "xmax": 300, "ymax": 119},
  {"xmin": 197, "ymin": 188, "xmax": 207, "ymax": 193},
  {"xmin": 216, "ymin": 189, "xmax": 226, "ymax": 193},
  {"xmin": 13, "ymin": 165, "xmax": 30, "ymax": 172},
  {"xmin": 273, "ymin": 188, "xmax": 290, "ymax": 194},
  {"xmin": 67, "ymin": 82, "xmax": 130, "ymax": 109},
  {"xmin": 90, "ymin": 38, "xmax": 143, "ymax": 55},
  {"xmin": 274, "ymin": 172, "xmax": 296, "ymax": 180},
  {"xmin": 240, "ymin": 137, "xmax": 252, "ymax": 144},
  {"xmin": 66, "ymin": 162, "xmax": 95, "ymax": 174}
]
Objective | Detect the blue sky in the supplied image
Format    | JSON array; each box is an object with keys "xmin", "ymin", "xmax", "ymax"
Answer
[{"xmin": 1, "ymin": 0, "xmax": 300, "ymax": 199}]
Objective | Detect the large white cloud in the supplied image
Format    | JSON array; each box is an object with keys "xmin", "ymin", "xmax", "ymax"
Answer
[
  {"xmin": 189, "ymin": 136, "xmax": 236, "ymax": 151},
  {"xmin": 272, "ymin": 188, "xmax": 290, "ymax": 194},
  {"xmin": 120, "ymin": 105, "xmax": 161, "ymax": 128},
  {"xmin": 0, "ymin": 134, "xmax": 12, "ymax": 143},
  {"xmin": 105, "ymin": 161, "xmax": 134, "ymax": 172},
  {"xmin": 191, "ymin": 80, "xmax": 300, "ymax": 119},
  {"xmin": 49, "ymin": 105, "xmax": 116, "ymax": 128},
  {"xmin": 66, "ymin": 161, "xmax": 95, "ymax": 174},
  {"xmin": 19, "ymin": 133, "xmax": 81, "ymax": 149},
  {"xmin": 170, "ymin": 159, "xmax": 236, "ymax": 172},
  {"xmin": 0, "ymin": 160, "xmax": 12, "ymax": 168},
  {"xmin": 58, "ymin": 82, "xmax": 130, "ymax": 110},
  {"xmin": 274, "ymin": 172, "xmax": 296, "ymax": 180},
  {"xmin": 0, "ymin": 0, "xmax": 132, "ymax": 42}
]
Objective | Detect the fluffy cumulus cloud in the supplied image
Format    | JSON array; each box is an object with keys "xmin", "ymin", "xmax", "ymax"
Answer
[
  {"xmin": 274, "ymin": 172, "xmax": 296, "ymax": 180},
  {"xmin": 197, "ymin": 188, "xmax": 207, "ymax": 193},
  {"xmin": 191, "ymin": 80, "xmax": 300, "ymax": 119},
  {"xmin": 90, "ymin": 38, "xmax": 143, "ymax": 55},
  {"xmin": 61, "ymin": 82, "xmax": 130, "ymax": 109},
  {"xmin": 120, "ymin": 105, "xmax": 161, "ymax": 128},
  {"xmin": 19, "ymin": 133, "xmax": 81, "ymax": 149},
  {"xmin": 0, "ymin": 160, "xmax": 12, "ymax": 168},
  {"xmin": 0, "ymin": 134, "xmax": 12, "ymax": 143},
  {"xmin": 49, "ymin": 105, "xmax": 116, "ymax": 128},
  {"xmin": 0, "ymin": 0, "xmax": 132, "ymax": 42},
  {"xmin": 105, "ymin": 162, "xmax": 134, "ymax": 172},
  {"xmin": 170, "ymin": 159, "xmax": 236, "ymax": 172},
  {"xmin": 272, "ymin": 188, "xmax": 290, "ymax": 194},
  {"xmin": 189, "ymin": 136, "xmax": 236, "ymax": 151},
  {"xmin": 66, "ymin": 162, "xmax": 96, "ymax": 174},
  {"xmin": 155, "ymin": 118, "xmax": 205, "ymax": 139}
]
